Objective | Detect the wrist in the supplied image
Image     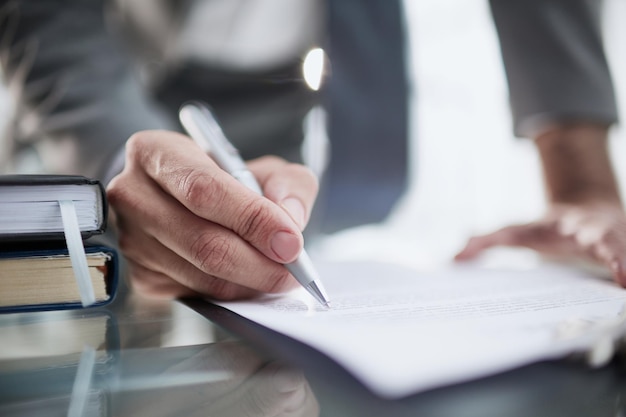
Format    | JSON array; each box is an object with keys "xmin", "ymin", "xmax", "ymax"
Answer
[{"xmin": 534, "ymin": 123, "xmax": 622, "ymax": 206}]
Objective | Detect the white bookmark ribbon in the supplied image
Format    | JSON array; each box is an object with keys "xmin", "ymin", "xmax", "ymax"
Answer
[{"xmin": 59, "ymin": 200, "xmax": 96, "ymax": 307}]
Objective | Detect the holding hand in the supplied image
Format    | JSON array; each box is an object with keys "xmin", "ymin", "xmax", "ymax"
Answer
[{"xmin": 107, "ymin": 130, "xmax": 319, "ymax": 300}]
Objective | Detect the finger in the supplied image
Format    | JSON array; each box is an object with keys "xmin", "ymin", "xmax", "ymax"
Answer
[
  {"xmin": 248, "ymin": 156, "xmax": 319, "ymax": 230},
  {"xmin": 454, "ymin": 224, "xmax": 533, "ymax": 261},
  {"xmin": 119, "ymin": 225, "xmax": 266, "ymax": 300},
  {"xmin": 454, "ymin": 222, "xmax": 573, "ymax": 261},
  {"xmin": 574, "ymin": 226, "xmax": 626, "ymax": 286},
  {"xmin": 126, "ymin": 131, "xmax": 304, "ymax": 264},
  {"xmin": 108, "ymin": 165, "xmax": 298, "ymax": 296}
]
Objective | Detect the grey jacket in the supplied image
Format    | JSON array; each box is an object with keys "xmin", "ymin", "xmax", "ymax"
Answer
[
  {"xmin": 490, "ymin": 0, "xmax": 618, "ymax": 137},
  {"xmin": 0, "ymin": 0, "xmax": 618, "ymax": 182}
]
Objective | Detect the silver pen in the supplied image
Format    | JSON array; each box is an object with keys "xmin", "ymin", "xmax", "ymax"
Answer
[{"xmin": 179, "ymin": 102, "xmax": 331, "ymax": 308}]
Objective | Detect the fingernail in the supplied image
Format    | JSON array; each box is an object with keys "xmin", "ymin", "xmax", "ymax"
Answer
[
  {"xmin": 271, "ymin": 231, "xmax": 301, "ymax": 262},
  {"xmin": 281, "ymin": 197, "xmax": 306, "ymax": 229}
]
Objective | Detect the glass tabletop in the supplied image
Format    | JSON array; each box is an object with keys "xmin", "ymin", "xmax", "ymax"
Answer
[{"xmin": 1, "ymin": 288, "xmax": 626, "ymax": 417}]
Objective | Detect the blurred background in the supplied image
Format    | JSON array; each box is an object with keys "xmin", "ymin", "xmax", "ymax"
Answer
[
  {"xmin": 1, "ymin": 0, "xmax": 625, "ymax": 268},
  {"xmin": 315, "ymin": 0, "xmax": 626, "ymax": 267}
]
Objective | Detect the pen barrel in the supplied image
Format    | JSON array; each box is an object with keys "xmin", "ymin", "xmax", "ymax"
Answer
[
  {"xmin": 286, "ymin": 252, "xmax": 330, "ymax": 307},
  {"xmin": 179, "ymin": 103, "xmax": 243, "ymax": 172},
  {"xmin": 285, "ymin": 251, "xmax": 318, "ymax": 287},
  {"xmin": 233, "ymin": 170, "xmax": 263, "ymax": 195}
]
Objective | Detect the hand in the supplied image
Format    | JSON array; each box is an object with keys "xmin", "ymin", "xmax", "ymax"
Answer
[
  {"xmin": 456, "ymin": 123, "xmax": 626, "ymax": 287},
  {"xmin": 106, "ymin": 130, "xmax": 319, "ymax": 300},
  {"xmin": 455, "ymin": 201, "xmax": 626, "ymax": 285}
]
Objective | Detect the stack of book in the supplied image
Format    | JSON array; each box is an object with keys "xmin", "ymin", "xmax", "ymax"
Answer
[{"xmin": 0, "ymin": 175, "xmax": 119, "ymax": 313}]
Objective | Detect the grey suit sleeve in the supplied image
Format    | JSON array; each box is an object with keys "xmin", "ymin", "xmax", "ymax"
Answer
[
  {"xmin": 489, "ymin": 0, "xmax": 618, "ymax": 137},
  {"xmin": 0, "ymin": 0, "xmax": 175, "ymax": 183}
]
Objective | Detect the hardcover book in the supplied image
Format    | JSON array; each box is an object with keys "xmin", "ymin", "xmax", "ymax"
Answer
[{"xmin": 0, "ymin": 175, "xmax": 118, "ymax": 313}]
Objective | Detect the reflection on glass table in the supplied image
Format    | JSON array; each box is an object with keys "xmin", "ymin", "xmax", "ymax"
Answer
[
  {"xmin": 2, "ymin": 290, "xmax": 626, "ymax": 417},
  {"xmin": 0, "ymin": 294, "xmax": 318, "ymax": 417}
]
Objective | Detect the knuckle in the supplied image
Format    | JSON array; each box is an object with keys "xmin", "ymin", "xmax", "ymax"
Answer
[
  {"xmin": 179, "ymin": 168, "xmax": 223, "ymax": 211},
  {"xmin": 289, "ymin": 162, "xmax": 319, "ymax": 187},
  {"xmin": 106, "ymin": 181, "xmax": 143, "ymax": 214},
  {"xmin": 125, "ymin": 131, "xmax": 150, "ymax": 159},
  {"xmin": 106, "ymin": 173, "xmax": 121, "ymax": 191},
  {"xmin": 106, "ymin": 174, "xmax": 136, "ymax": 208},
  {"xmin": 190, "ymin": 232, "xmax": 234, "ymax": 276},
  {"xmin": 105, "ymin": 177, "xmax": 125, "ymax": 205},
  {"xmin": 236, "ymin": 199, "xmax": 274, "ymax": 241},
  {"xmin": 127, "ymin": 130, "xmax": 152, "ymax": 147}
]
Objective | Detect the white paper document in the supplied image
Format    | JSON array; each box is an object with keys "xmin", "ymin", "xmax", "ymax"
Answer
[{"xmin": 216, "ymin": 262, "xmax": 626, "ymax": 398}]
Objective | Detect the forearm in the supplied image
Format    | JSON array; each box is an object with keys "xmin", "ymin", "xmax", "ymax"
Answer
[
  {"xmin": 534, "ymin": 123, "xmax": 622, "ymax": 206},
  {"xmin": 459, "ymin": 123, "xmax": 626, "ymax": 285}
]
